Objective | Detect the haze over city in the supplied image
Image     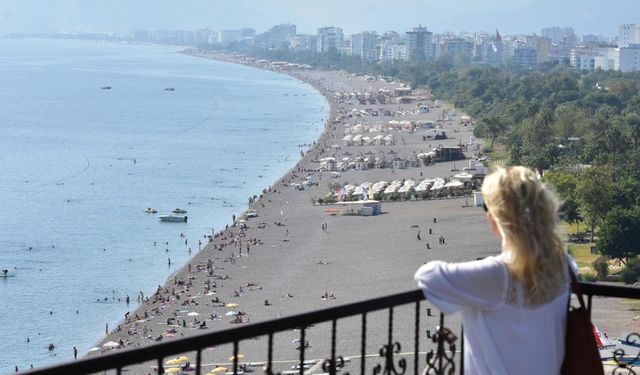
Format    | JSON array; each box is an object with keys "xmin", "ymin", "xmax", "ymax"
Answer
[{"xmin": 0, "ymin": 0, "xmax": 637, "ymax": 36}]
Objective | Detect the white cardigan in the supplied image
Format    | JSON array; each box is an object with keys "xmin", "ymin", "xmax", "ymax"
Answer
[{"xmin": 414, "ymin": 254, "xmax": 573, "ymax": 375}]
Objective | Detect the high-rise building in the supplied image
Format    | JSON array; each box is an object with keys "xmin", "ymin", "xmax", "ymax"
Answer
[
  {"xmin": 255, "ymin": 24, "xmax": 296, "ymax": 49},
  {"xmin": 535, "ymin": 37, "xmax": 552, "ymax": 63},
  {"xmin": 317, "ymin": 27, "xmax": 344, "ymax": 53},
  {"xmin": 378, "ymin": 32, "xmax": 406, "ymax": 62},
  {"xmin": 541, "ymin": 27, "xmax": 576, "ymax": 44},
  {"xmin": 351, "ymin": 31, "xmax": 379, "ymax": 61},
  {"xmin": 513, "ymin": 45, "xmax": 538, "ymax": 68},
  {"xmin": 291, "ymin": 34, "xmax": 317, "ymax": 52},
  {"xmin": 618, "ymin": 24, "xmax": 640, "ymax": 48},
  {"xmin": 218, "ymin": 30, "xmax": 244, "ymax": 44},
  {"xmin": 438, "ymin": 37, "xmax": 473, "ymax": 64},
  {"xmin": 406, "ymin": 26, "xmax": 435, "ymax": 61},
  {"xmin": 481, "ymin": 30, "xmax": 505, "ymax": 65},
  {"xmin": 620, "ymin": 44, "xmax": 640, "ymax": 72}
]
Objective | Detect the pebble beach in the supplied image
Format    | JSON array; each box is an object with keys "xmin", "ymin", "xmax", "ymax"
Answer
[{"xmin": 86, "ymin": 52, "xmax": 638, "ymax": 375}]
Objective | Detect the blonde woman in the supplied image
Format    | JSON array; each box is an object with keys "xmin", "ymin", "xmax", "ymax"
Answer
[{"xmin": 415, "ymin": 166, "xmax": 575, "ymax": 375}]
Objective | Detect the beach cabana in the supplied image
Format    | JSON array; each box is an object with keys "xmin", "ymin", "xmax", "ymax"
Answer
[
  {"xmin": 454, "ymin": 172, "xmax": 474, "ymax": 180},
  {"xmin": 342, "ymin": 134, "xmax": 353, "ymax": 146},
  {"xmin": 384, "ymin": 134, "xmax": 395, "ymax": 146},
  {"xmin": 444, "ymin": 180, "xmax": 465, "ymax": 189},
  {"xmin": 372, "ymin": 181, "xmax": 388, "ymax": 193}
]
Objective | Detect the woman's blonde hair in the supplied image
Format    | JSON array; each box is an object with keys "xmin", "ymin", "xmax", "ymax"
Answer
[{"xmin": 481, "ymin": 166, "xmax": 566, "ymax": 306}]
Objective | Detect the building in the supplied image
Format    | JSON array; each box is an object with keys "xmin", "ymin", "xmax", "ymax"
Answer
[
  {"xmin": 570, "ymin": 46, "xmax": 618, "ymax": 71},
  {"xmin": 378, "ymin": 31, "xmax": 407, "ymax": 62},
  {"xmin": 218, "ymin": 30, "xmax": 244, "ymax": 44},
  {"xmin": 439, "ymin": 37, "xmax": 473, "ymax": 64},
  {"xmin": 618, "ymin": 24, "xmax": 640, "ymax": 48},
  {"xmin": 513, "ymin": 45, "xmax": 538, "ymax": 68},
  {"xmin": 240, "ymin": 28, "xmax": 256, "ymax": 38},
  {"xmin": 620, "ymin": 44, "xmax": 640, "ymax": 72},
  {"xmin": 291, "ymin": 34, "xmax": 317, "ymax": 52},
  {"xmin": 481, "ymin": 30, "xmax": 505, "ymax": 65},
  {"xmin": 406, "ymin": 26, "xmax": 435, "ymax": 61},
  {"xmin": 317, "ymin": 27, "xmax": 344, "ymax": 53},
  {"xmin": 254, "ymin": 24, "xmax": 296, "ymax": 49},
  {"xmin": 194, "ymin": 29, "xmax": 217, "ymax": 45},
  {"xmin": 541, "ymin": 27, "xmax": 576, "ymax": 44},
  {"xmin": 535, "ymin": 37, "xmax": 552, "ymax": 63},
  {"xmin": 351, "ymin": 31, "xmax": 379, "ymax": 62}
]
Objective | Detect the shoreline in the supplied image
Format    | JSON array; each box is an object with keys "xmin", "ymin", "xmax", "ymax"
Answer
[{"xmin": 87, "ymin": 50, "xmax": 638, "ymax": 374}]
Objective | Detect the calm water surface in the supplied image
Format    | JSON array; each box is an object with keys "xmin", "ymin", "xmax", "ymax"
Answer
[{"xmin": 0, "ymin": 38, "xmax": 328, "ymax": 373}]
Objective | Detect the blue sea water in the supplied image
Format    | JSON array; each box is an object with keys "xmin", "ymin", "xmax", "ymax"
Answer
[{"xmin": 0, "ymin": 38, "xmax": 328, "ymax": 373}]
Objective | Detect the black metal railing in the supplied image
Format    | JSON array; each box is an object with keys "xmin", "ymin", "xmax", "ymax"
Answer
[{"xmin": 21, "ymin": 282, "xmax": 640, "ymax": 375}]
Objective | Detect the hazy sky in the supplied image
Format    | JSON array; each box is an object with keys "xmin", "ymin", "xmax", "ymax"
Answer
[{"xmin": 0, "ymin": 0, "xmax": 637, "ymax": 37}]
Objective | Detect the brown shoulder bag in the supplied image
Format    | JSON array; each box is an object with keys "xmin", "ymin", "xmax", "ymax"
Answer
[{"xmin": 561, "ymin": 266, "xmax": 604, "ymax": 375}]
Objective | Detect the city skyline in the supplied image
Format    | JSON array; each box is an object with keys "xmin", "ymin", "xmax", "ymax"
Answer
[{"xmin": 0, "ymin": 0, "xmax": 637, "ymax": 37}]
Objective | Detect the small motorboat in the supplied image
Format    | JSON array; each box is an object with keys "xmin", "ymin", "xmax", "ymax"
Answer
[
  {"xmin": 172, "ymin": 208, "xmax": 187, "ymax": 214},
  {"xmin": 101, "ymin": 86, "xmax": 112, "ymax": 90},
  {"xmin": 245, "ymin": 210, "xmax": 258, "ymax": 218},
  {"xmin": 144, "ymin": 207, "xmax": 157, "ymax": 214},
  {"xmin": 159, "ymin": 215, "xmax": 187, "ymax": 222},
  {"xmin": 164, "ymin": 87, "xmax": 175, "ymax": 91}
]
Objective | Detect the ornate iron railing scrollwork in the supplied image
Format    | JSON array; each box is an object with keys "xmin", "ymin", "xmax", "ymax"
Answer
[
  {"xmin": 611, "ymin": 332, "xmax": 640, "ymax": 375},
  {"xmin": 424, "ymin": 314, "xmax": 457, "ymax": 375},
  {"xmin": 373, "ymin": 342, "xmax": 407, "ymax": 375},
  {"xmin": 322, "ymin": 356, "xmax": 350, "ymax": 375}
]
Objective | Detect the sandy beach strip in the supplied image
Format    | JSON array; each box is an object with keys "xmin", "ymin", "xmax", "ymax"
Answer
[{"xmin": 86, "ymin": 52, "xmax": 638, "ymax": 375}]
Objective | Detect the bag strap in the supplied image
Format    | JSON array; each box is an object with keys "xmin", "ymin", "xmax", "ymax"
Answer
[{"xmin": 567, "ymin": 262, "xmax": 586, "ymax": 310}]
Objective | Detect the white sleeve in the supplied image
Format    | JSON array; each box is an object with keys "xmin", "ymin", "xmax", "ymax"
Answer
[{"xmin": 414, "ymin": 256, "xmax": 507, "ymax": 314}]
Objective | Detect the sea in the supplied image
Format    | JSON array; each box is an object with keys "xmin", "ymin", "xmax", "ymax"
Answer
[{"xmin": 0, "ymin": 38, "xmax": 329, "ymax": 373}]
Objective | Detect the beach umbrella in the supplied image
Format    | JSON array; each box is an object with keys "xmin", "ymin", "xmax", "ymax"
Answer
[
  {"xmin": 165, "ymin": 355, "xmax": 190, "ymax": 366},
  {"xmin": 225, "ymin": 311, "xmax": 239, "ymax": 316},
  {"xmin": 209, "ymin": 367, "xmax": 227, "ymax": 374},
  {"xmin": 187, "ymin": 312, "xmax": 200, "ymax": 317},
  {"xmin": 165, "ymin": 358, "xmax": 184, "ymax": 366},
  {"xmin": 229, "ymin": 354, "xmax": 245, "ymax": 361},
  {"xmin": 226, "ymin": 303, "xmax": 239, "ymax": 308},
  {"xmin": 103, "ymin": 341, "xmax": 120, "ymax": 349}
]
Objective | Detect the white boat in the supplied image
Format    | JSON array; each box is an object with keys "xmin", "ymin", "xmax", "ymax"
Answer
[
  {"xmin": 172, "ymin": 208, "xmax": 187, "ymax": 214},
  {"xmin": 246, "ymin": 210, "xmax": 258, "ymax": 218},
  {"xmin": 159, "ymin": 215, "xmax": 187, "ymax": 222}
]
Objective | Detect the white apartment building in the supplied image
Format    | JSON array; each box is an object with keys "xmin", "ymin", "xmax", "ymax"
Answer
[
  {"xmin": 317, "ymin": 27, "xmax": 344, "ymax": 53},
  {"xmin": 570, "ymin": 47, "xmax": 618, "ymax": 71},
  {"xmin": 618, "ymin": 24, "xmax": 640, "ymax": 48},
  {"xmin": 351, "ymin": 31, "xmax": 379, "ymax": 62},
  {"xmin": 406, "ymin": 26, "xmax": 435, "ymax": 61},
  {"xmin": 218, "ymin": 30, "xmax": 243, "ymax": 44},
  {"xmin": 620, "ymin": 44, "xmax": 640, "ymax": 72}
]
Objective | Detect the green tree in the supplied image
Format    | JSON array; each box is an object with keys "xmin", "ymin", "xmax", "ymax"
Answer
[
  {"xmin": 477, "ymin": 112, "xmax": 508, "ymax": 148},
  {"xmin": 542, "ymin": 171, "xmax": 582, "ymax": 230},
  {"xmin": 520, "ymin": 118, "xmax": 556, "ymax": 175},
  {"xmin": 592, "ymin": 256, "xmax": 609, "ymax": 280},
  {"xmin": 626, "ymin": 113, "xmax": 640, "ymax": 151},
  {"xmin": 621, "ymin": 258, "xmax": 640, "ymax": 284},
  {"xmin": 596, "ymin": 207, "xmax": 640, "ymax": 264},
  {"xmin": 576, "ymin": 166, "xmax": 614, "ymax": 242}
]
